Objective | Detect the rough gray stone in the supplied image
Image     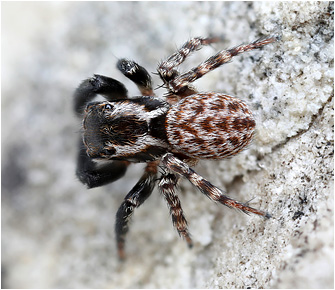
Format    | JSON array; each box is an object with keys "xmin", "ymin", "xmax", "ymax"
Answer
[{"xmin": 2, "ymin": 2, "xmax": 333, "ymax": 288}]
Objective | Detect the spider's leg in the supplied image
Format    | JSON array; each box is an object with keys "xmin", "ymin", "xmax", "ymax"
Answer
[
  {"xmin": 76, "ymin": 139, "xmax": 129, "ymax": 188},
  {"xmin": 162, "ymin": 153, "xmax": 271, "ymax": 218},
  {"xmin": 115, "ymin": 161, "xmax": 158, "ymax": 260},
  {"xmin": 169, "ymin": 36, "xmax": 278, "ymax": 94},
  {"xmin": 74, "ymin": 74, "xmax": 128, "ymax": 115},
  {"xmin": 74, "ymin": 75, "xmax": 130, "ymax": 186},
  {"xmin": 157, "ymin": 37, "xmax": 220, "ymax": 99},
  {"xmin": 117, "ymin": 59, "xmax": 154, "ymax": 96},
  {"xmin": 159, "ymin": 173, "xmax": 193, "ymax": 247},
  {"xmin": 158, "ymin": 37, "xmax": 220, "ymax": 83}
]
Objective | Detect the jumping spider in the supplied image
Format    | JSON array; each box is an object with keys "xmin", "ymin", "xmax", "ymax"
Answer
[{"xmin": 74, "ymin": 36, "xmax": 277, "ymax": 259}]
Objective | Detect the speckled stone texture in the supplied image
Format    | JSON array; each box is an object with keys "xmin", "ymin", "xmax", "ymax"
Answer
[{"xmin": 2, "ymin": 2, "xmax": 333, "ymax": 288}]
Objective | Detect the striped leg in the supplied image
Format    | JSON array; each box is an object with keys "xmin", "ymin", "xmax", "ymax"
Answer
[
  {"xmin": 159, "ymin": 173, "xmax": 193, "ymax": 247},
  {"xmin": 162, "ymin": 153, "xmax": 271, "ymax": 218},
  {"xmin": 169, "ymin": 36, "xmax": 278, "ymax": 93},
  {"xmin": 158, "ymin": 36, "xmax": 220, "ymax": 82},
  {"xmin": 158, "ymin": 37, "xmax": 221, "ymax": 98}
]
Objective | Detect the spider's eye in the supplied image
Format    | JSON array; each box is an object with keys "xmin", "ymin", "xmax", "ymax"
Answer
[
  {"xmin": 102, "ymin": 147, "xmax": 116, "ymax": 156},
  {"xmin": 104, "ymin": 104, "xmax": 113, "ymax": 110}
]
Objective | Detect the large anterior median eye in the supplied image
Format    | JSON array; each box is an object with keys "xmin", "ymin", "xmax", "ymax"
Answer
[{"xmin": 104, "ymin": 104, "xmax": 113, "ymax": 110}]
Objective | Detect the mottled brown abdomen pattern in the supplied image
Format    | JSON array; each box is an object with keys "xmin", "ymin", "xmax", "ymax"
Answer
[{"xmin": 166, "ymin": 93, "xmax": 255, "ymax": 159}]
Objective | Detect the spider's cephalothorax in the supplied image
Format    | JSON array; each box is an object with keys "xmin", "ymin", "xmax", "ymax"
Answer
[
  {"xmin": 74, "ymin": 36, "xmax": 277, "ymax": 260},
  {"xmin": 83, "ymin": 97, "xmax": 170, "ymax": 162}
]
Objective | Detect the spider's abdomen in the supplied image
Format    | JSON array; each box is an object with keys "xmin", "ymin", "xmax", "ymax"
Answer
[{"xmin": 166, "ymin": 93, "xmax": 255, "ymax": 159}]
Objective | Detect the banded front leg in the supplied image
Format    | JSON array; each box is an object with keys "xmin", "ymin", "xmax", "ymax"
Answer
[{"xmin": 169, "ymin": 36, "xmax": 278, "ymax": 94}]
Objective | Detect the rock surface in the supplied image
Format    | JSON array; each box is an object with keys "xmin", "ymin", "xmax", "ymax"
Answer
[{"xmin": 2, "ymin": 2, "xmax": 333, "ymax": 288}]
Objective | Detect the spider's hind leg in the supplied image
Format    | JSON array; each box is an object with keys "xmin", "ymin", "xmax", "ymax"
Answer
[
  {"xmin": 159, "ymin": 173, "xmax": 193, "ymax": 247},
  {"xmin": 117, "ymin": 59, "xmax": 154, "ymax": 96},
  {"xmin": 115, "ymin": 161, "xmax": 159, "ymax": 260},
  {"xmin": 162, "ymin": 153, "xmax": 271, "ymax": 218}
]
